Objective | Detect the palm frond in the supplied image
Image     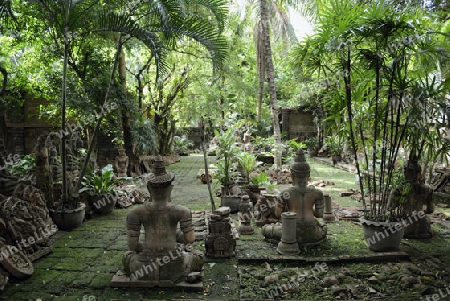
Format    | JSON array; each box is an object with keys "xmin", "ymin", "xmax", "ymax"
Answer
[
  {"xmin": 159, "ymin": 15, "xmax": 228, "ymax": 73},
  {"xmin": 185, "ymin": 0, "xmax": 228, "ymax": 32},
  {"xmin": 0, "ymin": 0, "xmax": 15, "ymax": 27},
  {"xmin": 95, "ymin": 10, "xmax": 170, "ymax": 80}
]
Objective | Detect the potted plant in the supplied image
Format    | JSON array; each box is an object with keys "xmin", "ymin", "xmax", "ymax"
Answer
[
  {"xmin": 79, "ymin": 164, "xmax": 119, "ymax": 214},
  {"xmin": 213, "ymin": 128, "xmax": 241, "ymax": 212},
  {"xmin": 50, "ymin": 178, "xmax": 86, "ymax": 231},
  {"xmin": 298, "ymin": 1, "xmax": 445, "ymax": 251},
  {"xmin": 235, "ymin": 151, "xmax": 263, "ymax": 203},
  {"xmin": 173, "ymin": 135, "xmax": 194, "ymax": 156},
  {"xmin": 236, "ymin": 151, "xmax": 260, "ymax": 184},
  {"xmin": 304, "ymin": 136, "xmax": 319, "ymax": 157},
  {"xmin": 49, "ymin": 132, "xmax": 88, "ymax": 230},
  {"xmin": 325, "ymin": 136, "xmax": 343, "ymax": 165}
]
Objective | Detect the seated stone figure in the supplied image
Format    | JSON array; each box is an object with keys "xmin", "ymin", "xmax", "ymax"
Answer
[
  {"xmin": 389, "ymin": 158, "xmax": 434, "ymax": 239},
  {"xmin": 277, "ymin": 148, "xmax": 327, "ymax": 246},
  {"xmin": 122, "ymin": 156, "xmax": 203, "ymax": 285}
]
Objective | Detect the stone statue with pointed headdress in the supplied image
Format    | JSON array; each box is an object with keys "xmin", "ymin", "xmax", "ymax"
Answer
[
  {"xmin": 263, "ymin": 149, "xmax": 327, "ymax": 246},
  {"xmin": 122, "ymin": 155, "xmax": 203, "ymax": 285}
]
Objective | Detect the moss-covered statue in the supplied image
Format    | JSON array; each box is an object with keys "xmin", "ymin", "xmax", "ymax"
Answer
[
  {"xmin": 389, "ymin": 158, "xmax": 434, "ymax": 239},
  {"xmin": 262, "ymin": 149, "xmax": 327, "ymax": 246},
  {"xmin": 122, "ymin": 156, "xmax": 203, "ymax": 285}
]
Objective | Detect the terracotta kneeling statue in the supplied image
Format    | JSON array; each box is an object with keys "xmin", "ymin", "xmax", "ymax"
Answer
[
  {"xmin": 122, "ymin": 156, "xmax": 203, "ymax": 284},
  {"xmin": 389, "ymin": 159, "xmax": 434, "ymax": 239},
  {"xmin": 271, "ymin": 149, "xmax": 327, "ymax": 246}
]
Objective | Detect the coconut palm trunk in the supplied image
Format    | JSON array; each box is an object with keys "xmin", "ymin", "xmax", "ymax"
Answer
[{"xmin": 259, "ymin": 0, "xmax": 282, "ymax": 168}]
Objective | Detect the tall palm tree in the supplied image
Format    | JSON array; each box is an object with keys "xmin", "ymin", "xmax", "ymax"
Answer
[
  {"xmin": 256, "ymin": 0, "xmax": 315, "ymax": 168},
  {"xmin": 258, "ymin": 0, "xmax": 282, "ymax": 168},
  {"xmin": 16, "ymin": 0, "xmax": 228, "ymax": 205}
]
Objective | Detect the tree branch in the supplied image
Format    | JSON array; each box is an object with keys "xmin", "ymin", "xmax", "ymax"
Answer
[{"xmin": 0, "ymin": 64, "xmax": 7, "ymax": 95}]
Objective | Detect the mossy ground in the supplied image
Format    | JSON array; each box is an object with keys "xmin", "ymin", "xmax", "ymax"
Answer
[{"xmin": 1, "ymin": 155, "xmax": 450, "ymax": 301}]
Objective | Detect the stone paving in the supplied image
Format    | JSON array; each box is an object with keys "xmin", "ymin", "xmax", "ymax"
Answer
[
  {"xmin": 1, "ymin": 155, "xmax": 215, "ymax": 301},
  {"xmin": 1, "ymin": 155, "xmax": 450, "ymax": 301}
]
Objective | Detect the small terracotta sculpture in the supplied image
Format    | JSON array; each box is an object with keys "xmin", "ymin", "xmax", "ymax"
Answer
[
  {"xmin": 255, "ymin": 194, "xmax": 283, "ymax": 226},
  {"xmin": 122, "ymin": 156, "xmax": 203, "ymax": 284},
  {"xmin": 0, "ymin": 139, "xmax": 19, "ymax": 196},
  {"xmin": 45, "ymin": 132, "xmax": 62, "ymax": 183},
  {"xmin": 114, "ymin": 146, "xmax": 129, "ymax": 177},
  {"xmin": 389, "ymin": 158, "xmax": 434, "ymax": 238},
  {"xmin": 237, "ymin": 196, "xmax": 254, "ymax": 235}
]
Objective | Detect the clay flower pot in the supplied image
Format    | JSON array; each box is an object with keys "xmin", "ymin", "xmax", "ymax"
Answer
[
  {"xmin": 360, "ymin": 218, "xmax": 404, "ymax": 252},
  {"xmin": 50, "ymin": 202, "xmax": 86, "ymax": 231},
  {"xmin": 89, "ymin": 193, "xmax": 118, "ymax": 214}
]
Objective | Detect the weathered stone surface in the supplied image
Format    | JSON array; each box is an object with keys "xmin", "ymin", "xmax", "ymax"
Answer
[
  {"xmin": 121, "ymin": 156, "xmax": 203, "ymax": 285},
  {"xmin": 110, "ymin": 270, "xmax": 203, "ymax": 290},
  {"xmin": 323, "ymin": 276, "xmax": 339, "ymax": 287}
]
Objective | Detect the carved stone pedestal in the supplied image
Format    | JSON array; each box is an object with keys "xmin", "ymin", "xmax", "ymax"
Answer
[
  {"xmin": 323, "ymin": 194, "xmax": 336, "ymax": 223},
  {"xmin": 237, "ymin": 196, "xmax": 254, "ymax": 235},
  {"xmin": 277, "ymin": 212, "xmax": 299, "ymax": 255},
  {"xmin": 205, "ymin": 207, "xmax": 236, "ymax": 258}
]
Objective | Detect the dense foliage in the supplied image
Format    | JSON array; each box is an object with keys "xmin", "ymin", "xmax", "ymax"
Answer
[{"xmin": 0, "ymin": 0, "xmax": 449, "ymax": 162}]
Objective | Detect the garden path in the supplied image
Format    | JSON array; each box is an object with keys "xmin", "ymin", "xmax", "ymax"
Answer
[{"xmin": 1, "ymin": 155, "xmax": 450, "ymax": 301}]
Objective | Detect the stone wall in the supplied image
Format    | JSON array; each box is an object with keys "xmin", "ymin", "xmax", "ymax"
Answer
[
  {"xmin": 4, "ymin": 95, "xmax": 55, "ymax": 155},
  {"xmin": 185, "ymin": 126, "xmax": 203, "ymax": 148},
  {"xmin": 281, "ymin": 107, "xmax": 317, "ymax": 141},
  {"xmin": 96, "ymin": 132, "xmax": 119, "ymax": 169}
]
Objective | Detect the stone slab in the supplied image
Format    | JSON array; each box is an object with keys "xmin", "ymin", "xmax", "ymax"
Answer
[
  {"xmin": 237, "ymin": 251, "xmax": 409, "ymax": 264},
  {"xmin": 29, "ymin": 246, "xmax": 54, "ymax": 262},
  {"xmin": 110, "ymin": 270, "xmax": 203, "ymax": 291}
]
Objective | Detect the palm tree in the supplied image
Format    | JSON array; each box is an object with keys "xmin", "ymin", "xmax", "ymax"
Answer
[
  {"xmin": 256, "ymin": 0, "xmax": 316, "ymax": 168},
  {"xmin": 258, "ymin": 0, "xmax": 282, "ymax": 168},
  {"xmin": 22, "ymin": 0, "xmax": 228, "ymax": 206}
]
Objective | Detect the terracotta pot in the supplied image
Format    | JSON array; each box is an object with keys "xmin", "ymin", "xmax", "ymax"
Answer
[
  {"xmin": 50, "ymin": 202, "xmax": 86, "ymax": 231},
  {"xmin": 360, "ymin": 218, "xmax": 404, "ymax": 252}
]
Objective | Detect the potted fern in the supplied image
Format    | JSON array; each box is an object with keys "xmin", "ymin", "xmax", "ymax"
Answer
[
  {"xmin": 79, "ymin": 164, "xmax": 119, "ymax": 214},
  {"xmin": 236, "ymin": 151, "xmax": 260, "ymax": 184},
  {"xmin": 213, "ymin": 128, "xmax": 241, "ymax": 212}
]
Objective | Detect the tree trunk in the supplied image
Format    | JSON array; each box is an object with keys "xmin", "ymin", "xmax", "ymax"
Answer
[
  {"xmin": 0, "ymin": 64, "xmax": 7, "ymax": 96},
  {"xmin": 117, "ymin": 37, "xmax": 135, "ymax": 176},
  {"xmin": 75, "ymin": 35, "xmax": 124, "ymax": 196},
  {"xmin": 259, "ymin": 0, "xmax": 282, "ymax": 168},
  {"xmin": 118, "ymin": 37, "xmax": 139, "ymax": 176},
  {"xmin": 256, "ymin": 25, "xmax": 265, "ymax": 122}
]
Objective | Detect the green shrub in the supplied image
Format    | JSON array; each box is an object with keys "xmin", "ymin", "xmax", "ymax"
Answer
[{"xmin": 8, "ymin": 154, "xmax": 35, "ymax": 177}]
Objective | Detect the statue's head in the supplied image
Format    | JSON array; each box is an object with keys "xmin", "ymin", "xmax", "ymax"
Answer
[
  {"xmin": 147, "ymin": 155, "xmax": 175, "ymax": 188},
  {"xmin": 403, "ymin": 157, "xmax": 421, "ymax": 181},
  {"xmin": 290, "ymin": 148, "xmax": 310, "ymax": 179},
  {"xmin": 118, "ymin": 145, "xmax": 126, "ymax": 155}
]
